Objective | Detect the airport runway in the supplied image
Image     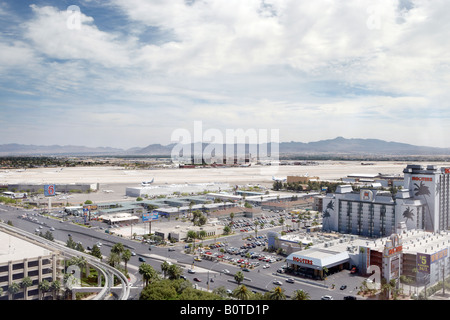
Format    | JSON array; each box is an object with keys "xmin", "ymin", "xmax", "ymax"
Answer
[{"xmin": 0, "ymin": 160, "xmax": 438, "ymax": 185}]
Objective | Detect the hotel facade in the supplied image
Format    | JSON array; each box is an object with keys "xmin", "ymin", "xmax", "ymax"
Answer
[{"xmin": 322, "ymin": 164, "xmax": 450, "ymax": 237}]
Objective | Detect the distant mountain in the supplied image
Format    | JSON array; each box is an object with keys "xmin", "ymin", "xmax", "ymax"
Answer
[
  {"xmin": 0, "ymin": 143, "xmax": 123, "ymax": 156},
  {"xmin": 1, "ymin": 137, "xmax": 450, "ymax": 156},
  {"xmin": 276, "ymin": 137, "xmax": 450, "ymax": 155}
]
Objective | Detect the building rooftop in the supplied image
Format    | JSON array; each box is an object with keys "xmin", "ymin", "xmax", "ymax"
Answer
[{"xmin": 0, "ymin": 230, "xmax": 53, "ymax": 264}]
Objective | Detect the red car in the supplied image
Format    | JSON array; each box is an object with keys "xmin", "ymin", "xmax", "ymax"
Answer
[{"xmin": 193, "ymin": 278, "xmax": 201, "ymax": 282}]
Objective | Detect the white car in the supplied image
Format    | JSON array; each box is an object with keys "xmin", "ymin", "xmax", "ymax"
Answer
[
  {"xmin": 188, "ymin": 269, "xmax": 196, "ymax": 274},
  {"xmin": 321, "ymin": 295, "xmax": 333, "ymax": 300}
]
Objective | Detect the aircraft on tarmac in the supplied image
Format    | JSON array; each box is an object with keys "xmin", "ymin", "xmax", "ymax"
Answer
[
  {"xmin": 141, "ymin": 178, "xmax": 154, "ymax": 186},
  {"xmin": 272, "ymin": 176, "xmax": 286, "ymax": 182}
]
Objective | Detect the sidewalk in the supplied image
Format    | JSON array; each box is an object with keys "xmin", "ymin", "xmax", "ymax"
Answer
[{"xmin": 430, "ymin": 289, "xmax": 450, "ymax": 300}]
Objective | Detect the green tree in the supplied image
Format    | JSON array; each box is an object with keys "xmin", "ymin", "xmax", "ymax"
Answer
[
  {"xmin": 232, "ymin": 284, "xmax": 251, "ymax": 300},
  {"xmin": 111, "ymin": 242, "xmax": 125, "ymax": 255},
  {"xmin": 90, "ymin": 244, "xmax": 102, "ymax": 260},
  {"xmin": 291, "ymin": 289, "xmax": 310, "ymax": 300},
  {"xmin": 234, "ymin": 271, "xmax": 245, "ymax": 286},
  {"xmin": 167, "ymin": 264, "xmax": 183, "ymax": 280},
  {"xmin": 51, "ymin": 280, "xmax": 61, "ymax": 300},
  {"xmin": 8, "ymin": 282, "xmax": 20, "ymax": 300},
  {"xmin": 139, "ymin": 263, "xmax": 159, "ymax": 287},
  {"xmin": 122, "ymin": 249, "xmax": 132, "ymax": 272},
  {"xmin": 21, "ymin": 276, "xmax": 33, "ymax": 299},
  {"xmin": 108, "ymin": 252, "xmax": 121, "ymax": 268},
  {"xmin": 269, "ymin": 286, "xmax": 286, "ymax": 300},
  {"xmin": 38, "ymin": 280, "xmax": 51, "ymax": 300},
  {"xmin": 223, "ymin": 225, "xmax": 231, "ymax": 235},
  {"xmin": 187, "ymin": 230, "xmax": 197, "ymax": 251},
  {"xmin": 161, "ymin": 261, "xmax": 171, "ymax": 278},
  {"xmin": 66, "ymin": 236, "xmax": 77, "ymax": 249}
]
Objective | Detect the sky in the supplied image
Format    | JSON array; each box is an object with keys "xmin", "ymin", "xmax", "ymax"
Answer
[{"xmin": 1, "ymin": 0, "xmax": 450, "ymax": 149}]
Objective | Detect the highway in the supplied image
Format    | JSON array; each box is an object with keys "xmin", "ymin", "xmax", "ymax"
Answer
[{"xmin": 0, "ymin": 203, "xmax": 367, "ymax": 300}]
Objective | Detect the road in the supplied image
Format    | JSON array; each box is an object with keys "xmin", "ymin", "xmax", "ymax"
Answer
[{"xmin": 0, "ymin": 203, "xmax": 368, "ymax": 300}]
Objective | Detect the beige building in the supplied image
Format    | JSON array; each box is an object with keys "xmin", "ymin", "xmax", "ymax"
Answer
[{"xmin": 0, "ymin": 230, "xmax": 62, "ymax": 300}]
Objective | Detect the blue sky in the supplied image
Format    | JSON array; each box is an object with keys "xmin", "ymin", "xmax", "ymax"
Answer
[{"xmin": 1, "ymin": 0, "xmax": 450, "ymax": 149}]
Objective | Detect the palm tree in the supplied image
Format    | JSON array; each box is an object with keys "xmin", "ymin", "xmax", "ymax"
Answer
[
  {"xmin": 199, "ymin": 230, "xmax": 207, "ymax": 246},
  {"xmin": 234, "ymin": 271, "xmax": 245, "ymax": 286},
  {"xmin": 291, "ymin": 289, "xmax": 310, "ymax": 300},
  {"xmin": 51, "ymin": 280, "xmax": 61, "ymax": 300},
  {"xmin": 8, "ymin": 282, "xmax": 20, "ymax": 300},
  {"xmin": 161, "ymin": 261, "xmax": 171, "ymax": 278},
  {"xmin": 187, "ymin": 230, "xmax": 197, "ymax": 252},
  {"xmin": 402, "ymin": 207, "xmax": 415, "ymax": 223},
  {"xmin": 111, "ymin": 242, "xmax": 125, "ymax": 255},
  {"xmin": 232, "ymin": 284, "xmax": 251, "ymax": 300},
  {"xmin": 122, "ymin": 249, "xmax": 132, "ymax": 272},
  {"xmin": 67, "ymin": 256, "xmax": 87, "ymax": 278},
  {"xmin": 323, "ymin": 200, "xmax": 334, "ymax": 231},
  {"xmin": 167, "ymin": 264, "xmax": 183, "ymax": 280},
  {"xmin": 269, "ymin": 286, "xmax": 286, "ymax": 300},
  {"xmin": 108, "ymin": 252, "xmax": 121, "ymax": 268},
  {"xmin": 254, "ymin": 221, "xmax": 259, "ymax": 238},
  {"xmin": 38, "ymin": 280, "xmax": 50, "ymax": 300},
  {"xmin": 21, "ymin": 276, "xmax": 33, "ymax": 300},
  {"xmin": 138, "ymin": 263, "xmax": 159, "ymax": 287},
  {"xmin": 414, "ymin": 181, "xmax": 433, "ymax": 229},
  {"xmin": 279, "ymin": 217, "xmax": 285, "ymax": 231}
]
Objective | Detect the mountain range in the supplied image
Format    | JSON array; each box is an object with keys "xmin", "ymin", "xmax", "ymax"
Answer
[{"xmin": 1, "ymin": 137, "xmax": 450, "ymax": 157}]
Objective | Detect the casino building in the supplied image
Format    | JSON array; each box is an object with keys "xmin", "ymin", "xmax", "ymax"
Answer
[
  {"xmin": 270, "ymin": 229, "xmax": 450, "ymax": 288},
  {"xmin": 322, "ymin": 164, "xmax": 450, "ymax": 236}
]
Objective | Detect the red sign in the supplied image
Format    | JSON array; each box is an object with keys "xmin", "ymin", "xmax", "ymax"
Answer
[
  {"xmin": 388, "ymin": 246, "xmax": 402, "ymax": 256},
  {"xmin": 412, "ymin": 177, "xmax": 432, "ymax": 182},
  {"xmin": 445, "ymin": 168, "xmax": 450, "ymax": 174},
  {"xmin": 293, "ymin": 256, "xmax": 313, "ymax": 265}
]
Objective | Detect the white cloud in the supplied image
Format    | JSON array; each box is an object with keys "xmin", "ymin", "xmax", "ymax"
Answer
[
  {"xmin": 1, "ymin": 0, "xmax": 450, "ymax": 148},
  {"xmin": 24, "ymin": 4, "xmax": 134, "ymax": 68}
]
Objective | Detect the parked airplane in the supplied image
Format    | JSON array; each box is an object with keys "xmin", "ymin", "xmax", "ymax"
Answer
[
  {"xmin": 272, "ymin": 176, "xmax": 286, "ymax": 182},
  {"xmin": 141, "ymin": 178, "xmax": 154, "ymax": 186}
]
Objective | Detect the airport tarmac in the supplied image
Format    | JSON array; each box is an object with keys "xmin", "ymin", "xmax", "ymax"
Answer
[
  {"xmin": 2, "ymin": 160, "xmax": 450, "ymax": 205},
  {"xmin": 0, "ymin": 160, "xmax": 432, "ymax": 185}
]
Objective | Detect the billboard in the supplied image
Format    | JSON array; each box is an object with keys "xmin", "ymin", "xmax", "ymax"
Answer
[
  {"xmin": 390, "ymin": 256, "xmax": 400, "ymax": 279},
  {"xmin": 142, "ymin": 212, "xmax": 159, "ymax": 222},
  {"xmin": 417, "ymin": 253, "xmax": 430, "ymax": 274},
  {"xmin": 44, "ymin": 184, "xmax": 56, "ymax": 197}
]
